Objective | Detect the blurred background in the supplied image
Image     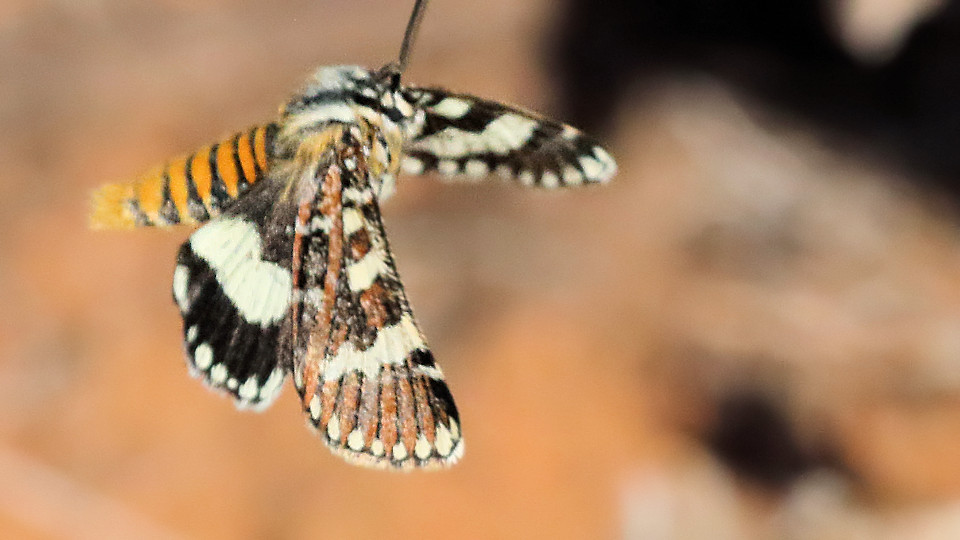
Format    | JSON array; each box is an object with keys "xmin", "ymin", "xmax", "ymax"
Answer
[{"xmin": 2, "ymin": 0, "xmax": 960, "ymax": 537}]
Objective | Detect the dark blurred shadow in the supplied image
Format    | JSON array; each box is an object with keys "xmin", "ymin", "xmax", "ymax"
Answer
[
  {"xmin": 704, "ymin": 387, "xmax": 846, "ymax": 492},
  {"xmin": 550, "ymin": 0, "xmax": 960, "ymax": 197}
]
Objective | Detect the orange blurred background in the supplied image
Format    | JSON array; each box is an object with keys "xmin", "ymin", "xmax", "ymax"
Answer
[{"xmin": 2, "ymin": 0, "xmax": 960, "ymax": 538}]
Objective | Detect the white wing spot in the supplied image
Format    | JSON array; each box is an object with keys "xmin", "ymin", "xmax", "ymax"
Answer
[
  {"xmin": 238, "ymin": 376, "xmax": 258, "ymax": 400},
  {"xmin": 259, "ymin": 368, "xmax": 285, "ymax": 405},
  {"xmin": 578, "ymin": 156, "xmax": 604, "ymax": 180},
  {"xmin": 293, "ymin": 368, "xmax": 304, "ymax": 392},
  {"xmin": 418, "ymin": 365, "xmax": 444, "ymax": 380},
  {"xmin": 186, "ymin": 325, "xmax": 198, "ymax": 344},
  {"xmin": 464, "ymin": 159, "xmax": 489, "ymax": 178},
  {"xmin": 518, "ymin": 170, "xmax": 535, "ymax": 186},
  {"xmin": 194, "ymin": 342, "xmax": 213, "ymax": 370},
  {"xmin": 435, "ymin": 425, "xmax": 454, "ymax": 457},
  {"xmin": 592, "ymin": 146, "xmax": 617, "ymax": 181},
  {"xmin": 210, "ymin": 363, "xmax": 228, "ymax": 384},
  {"xmin": 370, "ymin": 439, "xmax": 385, "ymax": 457},
  {"xmin": 414, "ymin": 435, "xmax": 432, "ymax": 460},
  {"xmin": 562, "ymin": 165, "xmax": 583, "ymax": 185},
  {"xmin": 541, "ymin": 171, "xmax": 560, "ymax": 188},
  {"xmin": 309, "ymin": 395, "xmax": 321, "ymax": 420},
  {"xmin": 347, "ymin": 430, "xmax": 365, "ymax": 451},
  {"xmin": 310, "ymin": 215, "xmax": 332, "ymax": 234},
  {"xmin": 488, "ymin": 114, "xmax": 539, "ymax": 152},
  {"xmin": 342, "ymin": 208, "xmax": 364, "ymax": 236},
  {"xmin": 449, "ymin": 419, "xmax": 460, "ymax": 439},
  {"xmin": 327, "ymin": 416, "xmax": 341, "ymax": 441},
  {"xmin": 438, "ymin": 160, "xmax": 459, "ymax": 176},
  {"xmin": 227, "ymin": 378, "xmax": 238, "ymax": 390},
  {"xmin": 402, "ymin": 156, "xmax": 425, "ymax": 175},
  {"xmin": 593, "ymin": 146, "xmax": 615, "ymax": 169},
  {"xmin": 495, "ymin": 164, "xmax": 513, "ymax": 179},
  {"xmin": 395, "ymin": 95, "xmax": 414, "ymax": 117},
  {"xmin": 173, "ymin": 265, "xmax": 189, "ymax": 312},
  {"xmin": 392, "ymin": 442, "xmax": 408, "ymax": 461}
]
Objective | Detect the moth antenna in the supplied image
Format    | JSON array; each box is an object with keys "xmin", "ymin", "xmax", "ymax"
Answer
[{"xmin": 396, "ymin": 0, "xmax": 429, "ymax": 74}]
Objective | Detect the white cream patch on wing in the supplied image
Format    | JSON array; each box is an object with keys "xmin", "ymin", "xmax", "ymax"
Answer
[
  {"xmin": 342, "ymin": 207, "xmax": 364, "ymax": 236},
  {"xmin": 431, "ymin": 97, "xmax": 472, "ymax": 119},
  {"xmin": 190, "ymin": 218, "xmax": 292, "ymax": 325},
  {"xmin": 411, "ymin": 113, "xmax": 539, "ymax": 158},
  {"xmin": 347, "ymin": 250, "xmax": 388, "ymax": 292},
  {"xmin": 321, "ymin": 314, "xmax": 424, "ymax": 379}
]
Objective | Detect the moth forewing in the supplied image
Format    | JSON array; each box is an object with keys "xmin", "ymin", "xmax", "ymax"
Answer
[
  {"xmin": 400, "ymin": 88, "xmax": 617, "ymax": 187},
  {"xmin": 282, "ymin": 130, "xmax": 463, "ymax": 469}
]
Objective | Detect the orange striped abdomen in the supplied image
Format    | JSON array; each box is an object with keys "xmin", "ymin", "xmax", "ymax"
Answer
[{"xmin": 90, "ymin": 123, "xmax": 277, "ymax": 229}]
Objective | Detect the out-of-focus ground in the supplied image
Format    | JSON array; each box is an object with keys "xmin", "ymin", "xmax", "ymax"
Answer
[{"xmin": 2, "ymin": 0, "xmax": 960, "ymax": 538}]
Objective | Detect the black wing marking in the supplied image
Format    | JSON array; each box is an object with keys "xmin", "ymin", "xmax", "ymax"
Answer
[{"xmin": 172, "ymin": 177, "xmax": 297, "ymax": 410}]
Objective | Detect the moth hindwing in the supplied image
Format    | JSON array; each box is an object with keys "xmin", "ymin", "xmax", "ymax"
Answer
[{"xmin": 93, "ymin": 61, "xmax": 617, "ymax": 470}]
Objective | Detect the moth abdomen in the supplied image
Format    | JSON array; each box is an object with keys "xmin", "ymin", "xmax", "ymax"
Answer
[{"xmin": 90, "ymin": 123, "xmax": 278, "ymax": 229}]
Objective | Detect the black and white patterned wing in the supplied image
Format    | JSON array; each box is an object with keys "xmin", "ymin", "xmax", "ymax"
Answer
[
  {"xmin": 283, "ymin": 133, "xmax": 463, "ymax": 469},
  {"xmin": 400, "ymin": 87, "xmax": 617, "ymax": 187},
  {"xmin": 172, "ymin": 177, "xmax": 297, "ymax": 411}
]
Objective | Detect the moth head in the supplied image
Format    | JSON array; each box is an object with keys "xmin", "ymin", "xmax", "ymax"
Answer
[{"xmin": 283, "ymin": 65, "xmax": 415, "ymax": 128}]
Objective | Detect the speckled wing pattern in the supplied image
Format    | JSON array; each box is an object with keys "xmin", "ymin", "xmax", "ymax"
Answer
[
  {"xmin": 400, "ymin": 88, "xmax": 617, "ymax": 187},
  {"xmin": 282, "ymin": 131, "xmax": 462, "ymax": 468}
]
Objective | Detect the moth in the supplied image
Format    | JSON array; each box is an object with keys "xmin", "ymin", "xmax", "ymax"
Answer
[{"xmin": 89, "ymin": 0, "xmax": 616, "ymax": 470}]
